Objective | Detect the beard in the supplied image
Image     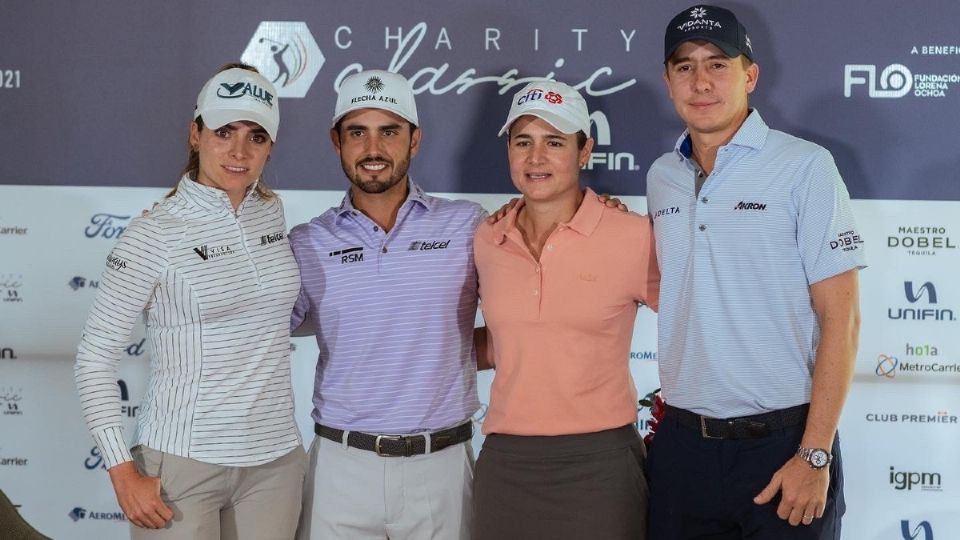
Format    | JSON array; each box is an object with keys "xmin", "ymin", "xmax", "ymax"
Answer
[{"xmin": 342, "ymin": 152, "xmax": 412, "ymax": 194}]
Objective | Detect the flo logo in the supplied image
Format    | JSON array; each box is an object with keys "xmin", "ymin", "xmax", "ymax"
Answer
[
  {"xmin": 241, "ymin": 22, "xmax": 324, "ymax": 98},
  {"xmin": 902, "ymin": 519, "xmax": 934, "ymax": 540},
  {"xmin": 585, "ymin": 111, "xmax": 640, "ymax": 172},
  {"xmin": 844, "ymin": 64, "xmax": 912, "ymax": 98}
]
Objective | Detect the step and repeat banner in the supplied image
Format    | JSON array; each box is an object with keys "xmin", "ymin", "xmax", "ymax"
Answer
[{"xmin": 1, "ymin": 1, "xmax": 958, "ymax": 538}]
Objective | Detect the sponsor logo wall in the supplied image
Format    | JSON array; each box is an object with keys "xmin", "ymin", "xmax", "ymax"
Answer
[{"xmin": 1, "ymin": 1, "xmax": 959, "ymax": 538}]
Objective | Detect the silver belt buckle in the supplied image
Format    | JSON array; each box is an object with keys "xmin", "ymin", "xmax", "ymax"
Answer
[
  {"xmin": 374, "ymin": 434, "xmax": 402, "ymax": 456},
  {"xmin": 700, "ymin": 416, "xmax": 722, "ymax": 439}
]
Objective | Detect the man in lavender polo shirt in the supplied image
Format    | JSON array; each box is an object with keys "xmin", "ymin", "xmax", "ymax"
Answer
[{"xmin": 290, "ymin": 70, "xmax": 485, "ymax": 540}]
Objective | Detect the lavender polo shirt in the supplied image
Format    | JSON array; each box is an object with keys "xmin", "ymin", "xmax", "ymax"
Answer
[{"xmin": 289, "ymin": 180, "xmax": 486, "ymax": 434}]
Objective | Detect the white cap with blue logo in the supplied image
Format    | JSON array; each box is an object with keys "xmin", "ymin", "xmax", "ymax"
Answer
[
  {"xmin": 194, "ymin": 68, "xmax": 280, "ymax": 142},
  {"xmin": 498, "ymin": 80, "xmax": 590, "ymax": 137}
]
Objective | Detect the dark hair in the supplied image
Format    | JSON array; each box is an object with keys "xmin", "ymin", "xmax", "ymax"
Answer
[{"xmin": 168, "ymin": 62, "xmax": 276, "ymax": 200}]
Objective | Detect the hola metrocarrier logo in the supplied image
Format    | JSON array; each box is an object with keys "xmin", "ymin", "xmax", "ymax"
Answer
[
  {"xmin": 875, "ymin": 342, "xmax": 959, "ymax": 379},
  {"xmin": 887, "ymin": 281, "xmax": 956, "ymax": 322},
  {"xmin": 889, "ymin": 466, "xmax": 942, "ymax": 492},
  {"xmin": 888, "ymin": 225, "xmax": 955, "ymax": 257}
]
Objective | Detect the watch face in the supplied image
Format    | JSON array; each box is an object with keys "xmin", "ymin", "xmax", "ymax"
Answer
[{"xmin": 810, "ymin": 449, "xmax": 829, "ymax": 468}]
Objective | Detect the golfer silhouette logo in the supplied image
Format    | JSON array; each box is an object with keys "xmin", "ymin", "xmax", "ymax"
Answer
[{"xmin": 241, "ymin": 22, "xmax": 325, "ymax": 98}]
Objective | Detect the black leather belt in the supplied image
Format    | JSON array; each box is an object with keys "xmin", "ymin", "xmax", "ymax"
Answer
[
  {"xmin": 315, "ymin": 421, "xmax": 473, "ymax": 457},
  {"xmin": 667, "ymin": 404, "xmax": 809, "ymax": 440}
]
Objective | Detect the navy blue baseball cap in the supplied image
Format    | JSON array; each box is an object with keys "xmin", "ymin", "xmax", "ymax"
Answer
[{"xmin": 664, "ymin": 5, "xmax": 754, "ymax": 63}]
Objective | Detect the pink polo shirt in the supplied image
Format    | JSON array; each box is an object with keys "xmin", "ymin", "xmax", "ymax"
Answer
[{"xmin": 474, "ymin": 189, "xmax": 659, "ymax": 436}]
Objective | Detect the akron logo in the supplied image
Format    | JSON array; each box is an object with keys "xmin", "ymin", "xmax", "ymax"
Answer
[{"xmin": 241, "ymin": 22, "xmax": 325, "ymax": 98}]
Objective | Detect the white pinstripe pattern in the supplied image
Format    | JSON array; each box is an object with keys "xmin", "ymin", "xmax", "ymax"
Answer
[
  {"xmin": 76, "ymin": 177, "xmax": 302, "ymax": 468},
  {"xmin": 646, "ymin": 110, "xmax": 867, "ymax": 418}
]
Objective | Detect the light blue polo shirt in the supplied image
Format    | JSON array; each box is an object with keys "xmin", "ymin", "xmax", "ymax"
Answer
[{"xmin": 646, "ymin": 110, "xmax": 866, "ymax": 418}]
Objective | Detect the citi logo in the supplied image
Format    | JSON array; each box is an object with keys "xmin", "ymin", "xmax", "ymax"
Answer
[
  {"xmin": 260, "ymin": 232, "xmax": 285, "ymax": 245},
  {"xmin": 409, "ymin": 240, "xmax": 451, "ymax": 251},
  {"xmin": 734, "ymin": 201, "xmax": 766, "ymax": 211},
  {"xmin": 890, "ymin": 466, "xmax": 941, "ymax": 491},
  {"xmin": 329, "ymin": 246, "xmax": 363, "ymax": 264},
  {"xmin": 844, "ymin": 64, "xmax": 912, "ymax": 98},
  {"xmin": 888, "ymin": 281, "xmax": 956, "ymax": 322},
  {"xmin": 585, "ymin": 111, "xmax": 639, "ymax": 172},
  {"xmin": 217, "ymin": 81, "xmax": 275, "ymax": 107},
  {"xmin": 901, "ymin": 519, "xmax": 934, "ymax": 540},
  {"xmin": 68, "ymin": 276, "xmax": 98, "ymax": 291},
  {"xmin": 193, "ymin": 245, "xmax": 234, "ymax": 261}
]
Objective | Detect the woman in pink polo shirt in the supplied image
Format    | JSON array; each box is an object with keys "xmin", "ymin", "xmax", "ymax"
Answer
[{"xmin": 472, "ymin": 81, "xmax": 659, "ymax": 540}]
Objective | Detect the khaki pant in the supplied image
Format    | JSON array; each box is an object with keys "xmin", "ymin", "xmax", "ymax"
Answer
[
  {"xmin": 131, "ymin": 445, "xmax": 307, "ymax": 540},
  {"xmin": 297, "ymin": 432, "xmax": 474, "ymax": 540}
]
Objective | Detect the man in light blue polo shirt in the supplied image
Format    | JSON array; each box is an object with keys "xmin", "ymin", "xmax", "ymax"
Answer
[
  {"xmin": 290, "ymin": 70, "xmax": 485, "ymax": 539},
  {"xmin": 645, "ymin": 5, "xmax": 865, "ymax": 539}
]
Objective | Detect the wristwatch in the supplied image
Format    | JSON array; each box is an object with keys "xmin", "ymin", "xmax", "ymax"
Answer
[{"xmin": 797, "ymin": 446, "xmax": 832, "ymax": 469}]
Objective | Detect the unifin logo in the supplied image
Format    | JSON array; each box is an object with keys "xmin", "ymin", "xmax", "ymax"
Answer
[
  {"xmin": 216, "ymin": 81, "xmax": 275, "ymax": 107},
  {"xmin": 888, "ymin": 281, "xmax": 956, "ymax": 322},
  {"xmin": 844, "ymin": 64, "xmax": 912, "ymax": 98},
  {"xmin": 905, "ymin": 281, "xmax": 936, "ymax": 303},
  {"xmin": 241, "ymin": 22, "xmax": 325, "ymax": 98},
  {"xmin": 901, "ymin": 519, "xmax": 934, "ymax": 540},
  {"xmin": 585, "ymin": 111, "xmax": 639, "ymax": 172}
]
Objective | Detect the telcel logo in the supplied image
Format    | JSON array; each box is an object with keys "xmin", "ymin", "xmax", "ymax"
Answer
[
  {"xmin": 844, "ymin": 64, "xmax": 912, "ymax": 98},
  {"xmin": 585, "ymin": 111, "xmax": 639, "ymax": 172}
]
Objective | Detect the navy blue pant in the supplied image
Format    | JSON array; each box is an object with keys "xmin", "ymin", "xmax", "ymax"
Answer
[{"xmin": 645, "ymin": 409, "xmax": 844, "ymax": 539}]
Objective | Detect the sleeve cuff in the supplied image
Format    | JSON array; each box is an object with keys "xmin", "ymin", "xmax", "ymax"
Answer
[{"xmin": 93, "ymin": 426, "xmax": 133, "ymax": 469}]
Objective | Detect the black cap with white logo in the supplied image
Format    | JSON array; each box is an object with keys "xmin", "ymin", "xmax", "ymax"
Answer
[{"xmin": 664, "ymin": 5, "xmax": 753, "ymax": 63}]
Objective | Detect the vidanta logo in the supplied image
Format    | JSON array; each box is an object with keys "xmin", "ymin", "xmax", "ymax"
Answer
[
  {"xmin": 888, "ymin": 226, "xmax": 955, "ymax": 256},
  {"xmin": 585, "ymin": 111, "xmax": 639, "ymax": 172},
  {"xmin": 901, "ymin": 519, "xmax": 933, "ymax": 540},
  {"xmin": 844, "ymin": 63, "xmax": 960, "ymax": 98},
  {"xmin": 866, "ymin": 410, "xmax": 957, "ymax": 425},
  {"xmin": 887, "ymin": 281, "xmax": 956, "ymax": 322},
  {"xmin": 85, "ymin": 213, "xmax": 129, "ymax": 239},
  {"xmin": 1, "ymin": 273, "xmax": 24, "ymax": 303},
  {"xmin": 241, "ymin": 22, "xmax": 324, "ymax": 98},
  {"xmin": 889, "ymin": 466, "xmax": 942, "ymax": 492}
]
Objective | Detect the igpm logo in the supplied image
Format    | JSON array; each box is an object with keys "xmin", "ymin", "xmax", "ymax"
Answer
[
  {"xmin": 902, "ymin": 519, "xmax": 933, "ymax": 539},
  {"xmin": 241, "ymin": 22, "xmax": 324, "ymax": 98},
  {"xmin": 844, "ymin": 64, "xmax": 912, "ymax": 98}
]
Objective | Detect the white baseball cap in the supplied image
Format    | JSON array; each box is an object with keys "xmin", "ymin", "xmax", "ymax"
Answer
[
  {"xmin": 498, "ymin": 80, "xmax": 590, "ymax": 137},
  {"xmin": 194, "ymin": 68, "xmax": 280, "ymax": 142},
  {"xmin": 332, "ymin": 70, "xmax": 419, "ymax": 127}
]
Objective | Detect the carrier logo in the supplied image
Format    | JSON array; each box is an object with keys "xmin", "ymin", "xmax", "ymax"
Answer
[
  {"xmin": 902, "ymin": 520, "xmax": 934, "ymax": 540},
  {"xmin": 890, "ymin": 466, "xmax": 942, "ymax": 491},
  {"xmin": 216, "ymin": 81, "xmax": 275, "ymax": 108},
  {"xmin": 68, "ymin": 507, "xmax": 127, "ymax": 522},
  {"xmin": 0, "ymin": 453, "xmax": 28, "ymax": 466},
  {"xmin": 1, "ymin": 347, "xmax": 15, "ymax": 359},
  {"xmin": 193, "ymin": 245, "xmax": 235, "ymax": 261},
  {"xmin": 734, "ymin": 201, "xmax": 767, "ymax": 211},
  {"xmin": 329, "ymin": 246, "xmax": 363, "ymax": 264},
  {"xmin": 888, "ymin": 226, "xmax": 955, "ymax": 256},
  {"xmin": 0, "ymin": 222, "xmax": 27, "ymax": 235},
  {"xmin": 585, "ymin": 111, "xmax": 640, "ymax": 172},
  {"xmin": 85, "ymin": 213, "xmax": 129, "ymax": 239},
  {"xmin": 260, "ymin": 232, "xmax": 285, "ymax": 245},
  {"xmin": 68, "ymin": 276, "xmax": 98, "ymax": 291},
  {"xmin": 845, "ymin": 63, "xmax": 959, "ymax": 98},
  {"xmin": 1, "ymin": 388, "xmax": 23, "ymax": 416},
  {"xmin": 1, "ymin": 273, "xmax": 23, "ymax": 303},
  {"xmin": 408, "ymin": 240, "xmax": 450, "ymax": 251},
  {"xmin": 888, "ymin": 281, "xmax": 956, "ymax": 322},
  {"xmin": 241, "ymin": 22, "xmax": 324, "ymax": 98}
]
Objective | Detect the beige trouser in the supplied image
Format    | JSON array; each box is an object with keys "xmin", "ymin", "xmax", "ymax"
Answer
[
  {"xmin": 296, "ymin": 432, "xmax": 474, "ymax": 540},
  {"xmin": 131, "ymin": 445, "xmax": 307, "ymax": 540}
]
